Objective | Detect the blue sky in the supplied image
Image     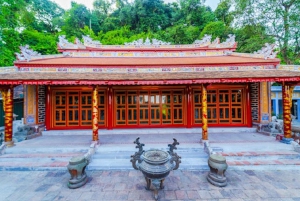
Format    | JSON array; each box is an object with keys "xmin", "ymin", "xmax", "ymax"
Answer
[{"xmin": 52, "ymin": 0, "xmax": 220, "ymax": 11}]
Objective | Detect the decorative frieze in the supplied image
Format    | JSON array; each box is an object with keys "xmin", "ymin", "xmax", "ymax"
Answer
[
  {"xmin": 68, "ymin": 50, "xmax": 227, "ymax": 58},
  {"xmin": 250, "ymin": 83, "xmax": 259, "ymax": 122},
  {"xmin": 18, "ymin": 65, "xmax": 277, "ymax": 73},
  {"xmin": 37, "ymin": 85, "xmax": 46, "ymax": 123}
]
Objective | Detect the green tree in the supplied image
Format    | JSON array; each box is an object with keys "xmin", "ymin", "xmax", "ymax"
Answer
[
  {"xmin": 23, "ymin": 0, "xmax": 65, "ymax": 33},
  {"xmin": 214, "ymin": 0, "xmax": 233, "ymax": 26},
  {"xmin": 0, "ymin": 29, "xmax": 21, "ymax": 66},
  {"xmin": 62, "ymin": 2, "xmax": 92, "ymax": 38},
  {"xmin": 234, "ymin": 25, "xmax": 275, "ymax": 53},
  {"xmin": 20, "ymin": 30, "xmax": 58, "ymax": 55},
  {"xmin": 234, "ymin": 0, "xmax": 300, "ymax": 64},
  {"xmin": 200, "ymin": 21, "xmax": 227, "ymax": 40},
  {"xmin": 159, "ymin": 24, "xmax": 199, "ymax": 44},
  {"xmin": 131, "ymin": 0, "xmax": 172, "ymax": 32},
  {"xmin": 0, "ymin": 0, "xmax": 28, "ymax": 66},
  {"xmin": 177, "ymin": 0, "xmax": 215, "ymax": 30}
]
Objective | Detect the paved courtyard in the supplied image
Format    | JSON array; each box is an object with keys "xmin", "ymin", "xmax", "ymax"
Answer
[
  {"xmin": 0, "ymin": 169, "xmax": 300, "ymax": 201},
  {"xmin": 1, "ymin": 128, "xmax": 300, "ymax": 200}
]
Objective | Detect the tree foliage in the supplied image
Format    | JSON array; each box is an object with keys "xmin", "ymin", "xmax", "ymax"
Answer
[
  {"xmin": 0, "ymin": 0, "xmax": 299, "ymax": 67},
  {"xmin": 233, "ymin": 0, "xmax": 300, "ymax": 64}
]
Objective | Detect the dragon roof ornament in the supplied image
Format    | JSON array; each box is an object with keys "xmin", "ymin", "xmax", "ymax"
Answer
[
  {"xmin": 254, "ymin": 43, "xmax": 278, "ymax": 59},
  {"xmin": 193, "ymin": 35, "xmax": 212, "ymax": 46},
  {"xmin": 82, "ymin": 35, "xmax": 102, "ymax": 47},
  {"xmin": 58, "ymin": 35, "xmax": 78, "ymax": 49},
  {"xmin": 209, "ymin": 34, "xmax": 235, "ymax": 48},
  {"xmin": 15, "ymin": 45, "xmax": 41, "ymax": 62},
  {"xmin": 124, "ymin": 37, "xmax": 171, "ymax": 46}
]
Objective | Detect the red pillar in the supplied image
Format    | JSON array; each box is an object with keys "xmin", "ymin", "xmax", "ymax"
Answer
[
  {"xmin": 282, "ymin": 82, "xmax": 293, "ymax": 138},
  {"xmin": 3, "ymin": 86, "xmax": 14, "ymax": 147},
  {"xmin": 187, "ymin": 85, "xmax": 192, "ymax": 128},
  {"xmin": 202, "ymin": 84, "xmax": 208, "ymax": 140},
  {"xmin": 107, "ymin": 86, "xmax": 113, "ymax": 130},
  {"xmin": 92, "ymin": 86, "xmax": 99, "ymax": 141}
]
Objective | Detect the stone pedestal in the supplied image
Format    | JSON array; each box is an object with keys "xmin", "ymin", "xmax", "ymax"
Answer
[
  {"xmin": 67, "ymin": 156, "xmax": 88, "ymax": 189},
  {"xmin": 207, "ymin": 154, "xmax": 228, "ymax": 187}
]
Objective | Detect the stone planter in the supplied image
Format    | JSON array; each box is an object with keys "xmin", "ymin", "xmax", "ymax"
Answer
[
  {"xmin": 207, "ymin": 154, "xmax": 228, "ymax": 187},
  {"xmin": 131, "ymin": 138, "xmax": 181, "ymax": 200},
  {"xmin": 67, "ymin": 156, "xmax": 89, "ymax": 189}
]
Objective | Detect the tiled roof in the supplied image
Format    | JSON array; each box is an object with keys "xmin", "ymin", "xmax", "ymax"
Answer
[
  {"xmin": 15, "ymin": 55, "xmax": 279, "ymax": 66},
  {"xmin": 0, "ymin": 70, "xmax": 299, "ymax": 81}
]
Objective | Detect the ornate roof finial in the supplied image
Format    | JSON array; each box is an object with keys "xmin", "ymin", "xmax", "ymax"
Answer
[
  {"xmin": 58, "ymin": 35, "xmax": 75, "ymax": 49},
  {"xmin": 15, "ymin": 45, "xmax": 41, "ymax": 62},
  {"xmin": 254, "ymin": 43, "xmax": 277, "ymax": 59},
  {"xmin": 82, "ymin": 35, "xmax": 102, "ymax": 47},
  {"xmin": 193, "ymin": 35, "xmax": 212, "ymax": 46},
  {"xmin": 124, "ymin": 38, "xmax": 171, "ymax": 46}
]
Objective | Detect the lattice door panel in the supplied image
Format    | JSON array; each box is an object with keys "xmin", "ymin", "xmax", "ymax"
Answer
[
  {"xmin": 68, "ymin": 92, "xmax": 79, "ymax": 126},
  {"xmin": 192, "ymin": 87, "xmax": 245, "ymax": 125},
  {"xmin": 114, "ymin": 89, "xmax": 185, "ymax": 127},
  {"xmin": 54, "ymin": 92, "xmax": 66, "ymax": 126}
]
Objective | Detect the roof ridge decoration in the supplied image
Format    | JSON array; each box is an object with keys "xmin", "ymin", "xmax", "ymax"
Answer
[
  {"xmin": 208, "ymin": 34, "xmax": 235, "ymax": 48},
  {"xmin": 82, "ymin": 35, "xmax": 102, "ymax": 47},
  {"xmin": 58, "ymin": 35, "xmax": 78, "ymax": 49},
  {"xmin": 15, "ymin": 45, "xmax": 41, "ymax": 62},
  {"xmin": 254, "ymin": 43, "xmax": 278, "ymax": 59},
  {"xmin": 193, "ymin": 34, "xmax": 212, "ymax": 46},
  {"xmin": 124, "ymin": 37, "xmax": 171, "ymax": 46}
]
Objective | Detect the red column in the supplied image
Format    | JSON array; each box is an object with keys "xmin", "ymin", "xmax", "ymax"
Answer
[
  {"xmin": 45, "ymin": 85, "xmax": 51, "ymax": 131},
  {"xmin": 202, "ymin": 84, "xmax": 208, "ymax": 140},
  {"xmin": 246, "ymin": 84, "xmax": 252, "ymax": 127},
  {"xmin": 187, "ymin": 85, "xmax": 192, "ymax": 128},
  {"xmin": 4, "ymin": 86, "xmax": 14, "ymax": 147},
  {"xmin": 282, "ymin": 83, "xmax": 293, "ymax": 138},
  {"xmin": 92, "ymin": 86, "xmax": 99, "ymax": 141},
  {"xmin": 107, "ymin": 86, "xmax": 113, "ymax": 130}
]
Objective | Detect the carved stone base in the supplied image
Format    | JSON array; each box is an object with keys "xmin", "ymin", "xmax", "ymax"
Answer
[
  {"xmin": 207, "ymin": 172, "xmax": 227, "ymax": 187},
  {"xmin": 5, "ymin": 141, "xmax": 15, "ymax": 147}
]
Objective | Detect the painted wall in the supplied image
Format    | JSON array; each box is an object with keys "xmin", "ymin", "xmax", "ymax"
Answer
[{"xmin": 271, "ymin": 86, "xmax": 300, "ymax": 122}]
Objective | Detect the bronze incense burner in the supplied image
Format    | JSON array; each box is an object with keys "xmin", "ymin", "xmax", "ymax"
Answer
[{"xmin": 130, "ymin": 137, "xmax": 181, "ymax": 200}]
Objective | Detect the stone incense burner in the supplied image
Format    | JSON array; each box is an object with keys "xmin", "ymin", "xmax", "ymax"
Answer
[{"xmin": 130, "ymin": 137, "xmax": 181, "ymax": 200}]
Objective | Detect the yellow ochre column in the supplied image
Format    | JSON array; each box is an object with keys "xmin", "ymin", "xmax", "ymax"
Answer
[
  {"xmin": 282, "ymin": 83, "xmax": 294, "ymax": 139},
  {"xmin": 3, "ymin": 86, "xmax": 14, "ymax": 147},
  {"xmin": 92, "ymin": 86, "xmax": 99, "ymax": 142},
  {"xmin": 202, "ymin": 84, "xmax": 208, "ymax": 140}
]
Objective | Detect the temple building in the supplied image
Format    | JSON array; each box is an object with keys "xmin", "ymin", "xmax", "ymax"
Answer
[{"xmin": 1, "ymin": 34, "xmax": 300, "ymax": 146}]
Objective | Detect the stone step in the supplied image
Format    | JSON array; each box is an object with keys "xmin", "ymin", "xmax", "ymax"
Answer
[
  {"xmin": 0, "ymin": 152, "xmax": 84, "ymax": 158},
  {"xmin": 0, "ymin": 158, "xmax": 69, "ymax": 171},
  {"xmin": 42, "ymin": 127, "xmax": 257, "ymax": 136},
  {"xmin": 4, "ymin": 148, "xmax": 89, "ymax": 154}
]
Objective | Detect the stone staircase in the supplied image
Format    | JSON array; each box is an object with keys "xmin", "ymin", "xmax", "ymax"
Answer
[
  {"xmin": 221, "ymin": 150, "xmax": 300, "ymax": 170},
  {"xmin": 0, "ymin": 129, "xmax": 300, "ymax": 171},
  {"xmin": 88, "ymin": 143, "xmax": 209, "ymax": 171},
  {"xmin": 0, "ymin": 135, "xmax": 90, "ymax": 171}
]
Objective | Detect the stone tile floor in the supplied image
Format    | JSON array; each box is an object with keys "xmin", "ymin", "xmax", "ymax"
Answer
[{"xmin": 0, "ymin": 169, "xmax": 300, "ymax": 201}]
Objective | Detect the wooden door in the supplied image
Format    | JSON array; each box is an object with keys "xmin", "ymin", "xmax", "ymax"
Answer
[
  {"xmin": 114, "ymin": 88, "xmax": 185, "ymax": 127},
  {"xmin": 192, "ymin": 86, "xmax": 246, "ymax": 125}
]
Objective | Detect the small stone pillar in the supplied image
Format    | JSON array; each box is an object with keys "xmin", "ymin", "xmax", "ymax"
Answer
[
  {"xmin": 67, "ymin": 156, "xmax": 89, "ymax": 189},
  {"xmin": 207, "ymin": 154, "xmax": 228, "ymax": 187}
]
